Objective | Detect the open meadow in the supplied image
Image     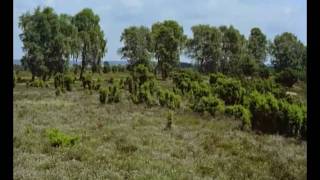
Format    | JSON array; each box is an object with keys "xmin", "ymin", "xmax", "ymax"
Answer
[{"xmin": 14, "ymin": 71, "xmax": 306, "ymax": 179}]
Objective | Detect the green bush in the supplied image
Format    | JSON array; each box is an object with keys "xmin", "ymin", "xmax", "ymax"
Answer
[
  {"xmin": 93, "ymin": 77, "xmax": 102, "ymax": 91},
  {"xmin": 225, "ymin": 105, "xmax": 252, "ymax": 130},
  {"xmin": 212, "ymin": 76, "xmax": 245, "ymax": 105},
  {"xmin": 190, "ymin": 82, "xmax": 211, "ymax": 101},
  {"xmin": 131, "ymin": 80, "xmax": 159, "ymax": 106},
  {"xmin": 242, "ymin": 78, "xmax": 285, "ymax": 98},
  {"xmin": 158, "ymin": 89, "xmax": 181, "ymax": 109},
  {"xmin": 99, "ymin": 88, "xmax": 108, "ymax": 104},
  {"xmin": 132, "ymin": 64, "xmax": 154, "ymax": 86},
  {"xmin": 30, "ymin": 79, "xmax": 44, "ymax": 88},
  {"xmin": 64, "ymin": 74, "xmax": 74, "ymax": 91},
  {"xmin": 191, "ymin": 95, "xmax": 225, "ymax": 117},
  {"xmin": 107, "ymin": 83, "xmax": 121, "ymax": 103},
  {"xmin": 82, "ymin": 72, "xmax": 93, "ymax": 90},
  {"xmin": 209, "ymin": 73, "xmax": 227, "ymax": 85},
  {"xmin": 275, "ymin": 68, "xmax": 298, "ymax": 87},
  {"xmin": 246, "ymin": 91, "xmax": 306, "ymax": 137},
  {"xmin": 172, "ymin": 69, "xmax": 202, "ymax": 94},
  {"xmin": 46, "ymin": 128, "xmax": 79, "ymax": 147}
]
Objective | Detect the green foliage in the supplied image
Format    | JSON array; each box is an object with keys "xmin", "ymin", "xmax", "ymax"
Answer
[
  {"xmin": 172, "ymin": 69, "xmax": 202, "ymax": 94},
  {"xmin": 275, "ymin": 68, "xmax": 298, "ymax": 87},
  {"xmin": 209, "ymin": 73, "xmax": 226, "ymax": 85},
  {"xmin": 131, "ymin": 64, "xmax": 154, "ymax": 85},
  {"xmin": 191, "ymin": 95, "xmax": 225, "ymax": 117},
  {"xmin": 29, "ymin": 79, "xmax": 45, "ymax": 88},
  {"xmin": 99, "ymin": 88, "xmax": 108, "ymax": 104},
  {"xmin": 64, "ymin": 74, "xmax": 74, "ymax": 91},
  {"xmin": 151, "ymin": 20, "xmax": 187, "ymax": 79},
  {"xmin": 107, "ymin": 82, "xmax": 121, "ymax": 103},
  {"xmin": 246, "ymin": 91, "xmax": 306, "ymax": 137},
  {"xmin": 211, "ymin": 76, "xmax": 245, "ymax": 105},
  {"xmin": 225, "ymin": 105, "xmax": 252, "ymax": 130},
  {"xmin": 82, "ymin": 72, "xmax": 93, "ymax": 90},
  {"xmin": 46, "ymin": 128, "xmax": 79, "ymax": 147},
  {"xmin": 248, "ymin": 27, "xmax": 267, "ymax": 64},
  {"xmin": 73, "ymin": 8, "xmax": 107, "ymax": 77},
  {"xmin": 270, "ymin": 32, "xmax": 306, "ymax": 72},
  {"xmin": 190, "ymin": 81, "xmax": 211, "ymax": 100},
  {"xmin": 93, "ymin": 77, "xmax": 103, "ymax": 90},
  {"xmin": 119, "ymin": 26, "xmax": 152, "ymax": 68},
  {"xmin": 242, "ymin": 78, "xmax": 285, "ymax": 98},
  {"xmin": 186, "ymin": 25, "xmax": 222, "ymax": 73},
  {"xmin": 158, "ymin": 89, "xmax": 181, "ymax": 109}
]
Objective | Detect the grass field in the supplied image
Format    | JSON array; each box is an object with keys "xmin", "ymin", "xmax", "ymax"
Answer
[{"xmin": 14, "ymin": 72, "xmax": 306, "ymax": 179}]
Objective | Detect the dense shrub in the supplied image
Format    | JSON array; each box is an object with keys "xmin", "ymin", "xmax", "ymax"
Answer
[
  {"xmin": 132, "ymin": 64, "xmax": 154, "ymax": 86},
  {"xmin": 64, "ymin": 74, "xmax": 74, "ymax": 91},
  {"xmin": 225, "ymin": 105, "xmax": 252, "ymax": 130},
  {"xmin": 172, "ymin": 69, "xmax": 202, "ymax": 94},
  {"xmin": 190, "ymin": 81, "xmax": 211, "ymax": 100},
  {"xmin": 209, "ymin": 73, "xmax": 226, "ymax": 85},
  {"xmin": 191, "ymin": 95, "xmax": 225, "ymax": 117},
  {"xmin": 82, "ymin": 72, "xmax": 93, "ymax": 90},
  {"xmin": 242, "ymin": 78, "xmax": 285, "ymax": 98},
  {"xmin": 257, "ymin": 65, "xmax": 270, "ymax": 79},
  {"xmin": 131, "ymin": 80, "xmax": 159, "ymax": 106},
  {"xmin": 107, "ymin": 83, "xmax": 121, "ymax": 103},
  {"xmin": 158, "ymin": 89, "xmax": 181, "ymax": 109},
  {"xmin": 246, "ymin": 91, "xmax": 306, "ymax": 137},
  {"xmin": 99, "ymin": 88, "xmax": 108, "ymax": 104},
  {"xmin": 46, "ymin": 128, "xmax": 79, "ymax": 147},
  {"xmin": 212, "ymin": 76, "xmax": 245, "ymax": 105},
  {"xmin": 93, "ymin": 77, "xmax": 103, "ymax": 91},
  {"xmin": 275, "ymin": 68, "xmax": 298, "ymax": 87}
]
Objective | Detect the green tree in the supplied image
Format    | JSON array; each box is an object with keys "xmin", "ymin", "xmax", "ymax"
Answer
[
  {"xmin": 151, "ymin": 20, "xmax": 186, "ymax": 79},
  {"xmin": 186, "ymin": 25, "xmax": 222, "ymax": 73},
  {"xmin": 73, "ymin": 8, "xmax": 107, "ymax": 79},
  {"xmin": 119, "ymin": 26, "xmax": 152, "ymax": 70},
  {"xmin": 219, "ymin": 25, "xmax": 246, "ymax": 74},
  {"xmin": 270, "ymin": 32, "xmax": 306, "ymax": 72},
  {"xmin": 19, "ymin": 7, "xmax": 80, "ymax": 80},
  {"xmin": 248, "ymin": 27, "xmax": 267, "ymax": 64}
]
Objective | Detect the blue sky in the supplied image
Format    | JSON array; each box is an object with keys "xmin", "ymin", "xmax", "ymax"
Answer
[{"xmin": 14, "ymin": 0, "xmax": 306, "ymax": 62}]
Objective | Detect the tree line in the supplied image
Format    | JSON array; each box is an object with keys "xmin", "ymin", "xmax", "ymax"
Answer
[{"xmin": 19, "ymin": 7, "xmax": 306, "ymax": 81}]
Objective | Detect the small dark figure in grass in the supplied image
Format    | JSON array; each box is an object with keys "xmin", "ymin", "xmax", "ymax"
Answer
[{"xmin": 164, "ymin": 110, "xmax": 174, "ymax": 130}]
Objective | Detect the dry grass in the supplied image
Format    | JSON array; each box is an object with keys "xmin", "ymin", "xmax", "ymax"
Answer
[{"xmin": 13, "ymin": 72, "xmax": 306, "ymax": 179}]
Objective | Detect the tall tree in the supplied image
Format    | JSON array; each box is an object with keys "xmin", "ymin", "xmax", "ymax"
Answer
[
  {"xmin": 19, "ymin": 7, "xmax": 79, "ymax": 80},
  {"xmin": 151, "ymin": 20, "xmax": 186, "ymax": 79},
  {"xmin": 73, "ymin": 8, "xmax": 107, "ymax": 78},
  {"xmin": 119, "ymin": 26, "xmax": 152, "ymax": 70},
  {"xmin": 270, "ymin": 32, "xmax": 306, "ymax": 72},
  {"xmin": 186, "ymin": 25, "xmax": 222, "ymax": 73},
  {"xmin": 248, "ymin": 27, "xmax": 267, "ymax": 64},
  {"xmin": 219, "ymin": 25, "xmax": 246, "ymax": 74}
]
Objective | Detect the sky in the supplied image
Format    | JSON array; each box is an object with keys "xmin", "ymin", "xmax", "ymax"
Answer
[{"xmin": 14, "ymin": 0, "xmax": 306, "ymax": 62}]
